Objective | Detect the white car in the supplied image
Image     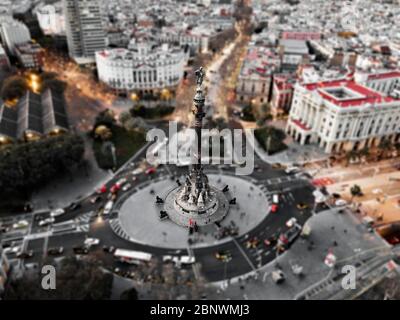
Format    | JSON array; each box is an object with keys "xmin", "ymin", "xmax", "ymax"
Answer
[
  {"xmin": 103, "ymin": 201, "xmax": 114, "ymax": 215},
  {"xmin": 286, "ymin": 218, "xmax": 297, "ymax": 228},
  {"xmin": 131, "ymin": 168, "xmax": 144, "ymax": 175},
  {"xmin": 50, "ymin": 208, "xmax": 65, "ymax": 217},
  {"xmin": 84, "ymin": 238, "xmax": 100, "ymax": 248},
  {"xmin": 116, "ymin": 177, "xmax": 127, "ymax": 186},
  {"xmin": 285, "ymin": 166, "xmax": 300, "ymax": 174},
  {"xmin": 163, "ymin": 255, "xmax": 195, "ymax": 266},
  {"xmin": 122, "ymin": 183, "xmax": 132, "ymax": 192},
  {"xmin": 38, "ymin": 217, "xmax": 55, "ymax": 227},
  {"xmin": 335, "ymin": 199, "xmax": 348, "ymax": 206},
  {"xmin": 12, "ymin": 220, "xmax": 29, "ymax": 230},
  {"xmin": 4, "ymin": 246, "xmax": 21, "ymax": 254}
]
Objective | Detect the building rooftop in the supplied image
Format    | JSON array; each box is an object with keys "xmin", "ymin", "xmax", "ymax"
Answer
[
  {"xmin": 0, "ymin": 89, "xmax": 69, "ymax": 142},
  {"xmin": 303, "ymin": 77, "xmax": 399, "ymax": 108}
]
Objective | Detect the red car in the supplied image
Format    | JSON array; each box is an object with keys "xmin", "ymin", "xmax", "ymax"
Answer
[
  {"xmin": 97, "ymin": 185, "xmax": 107, "ymax": 194},
  {"xmin": 271, "ymin": 204, "xmax": 278, "ymax": 213},
  {"xmin": 110, "ymin": 183, "xmax": 121, "ymax": 194},
  {"xmin": 145, "ymin": 167, "xmax": 156, "ymax": 175}
]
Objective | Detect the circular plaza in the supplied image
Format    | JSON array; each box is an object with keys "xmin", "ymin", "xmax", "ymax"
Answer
[{"xmin": 113, "ymin": 173, "xmax": 270, "ymax": 249}]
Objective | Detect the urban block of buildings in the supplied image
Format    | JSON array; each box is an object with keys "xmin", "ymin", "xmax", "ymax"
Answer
[{"xmin": 0, "ymin": 16, "xmax": 44, "ymax": 69}]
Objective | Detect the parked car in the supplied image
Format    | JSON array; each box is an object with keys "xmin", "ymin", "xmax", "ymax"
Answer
[
  {"xmin": 73, "ymin": 246, "xmax": 89, "ymax": 254},
  {"xmin": 16, "ymin": 250, "xmax": 34, "ymax": 259},
  {"xmin": 38, "ymin": 217, "xmax": 55, "ymax": 227},
  {"xmin": 47, "ymin": 247, "xmax": 64, "ymax": 256},
  {"xmin": 131, "ymin": 168, "xmax": 144, "ymax": 175},
  {"xmin": 97, "ymin": 185, "xmax": 107, "ymax": 194},
  {"xmin": 110, "ymin": 183, "xmax": 121, "ymax": 194},
  {"xmin": 335, "ymin": 199, "xmax": 348, "ymax": 206},
  {"xmin": 50, "ymin": 208, "xmax": 65, "ymax": 218},
  {"xmin": 102, "ymin": 245, "xmax": 115, "ymax": 253},
  {"xmin": 84, "ymin": 238, "xmax": 100, "ymax": 248},
  {"xmin": 271, "ymin": 163, "xmax": 284, "ymax": 169},
  {"xmin": 285, "ymin": 166, "xmax": 300, "ymax": 174},
  {"xmin": 145, "ymin": 167, "xmax": 156, "ymax": 175},
  {"xmin": 116, "ymin": 177, "xmax": 127, "ymax": 186},
  {"xmin": 12, "ymin": 220, "xmax": 29, "ymax": 230},
  {"xmin": 122, "ymin": 183, "xmax": 132, "ymax": 192}
]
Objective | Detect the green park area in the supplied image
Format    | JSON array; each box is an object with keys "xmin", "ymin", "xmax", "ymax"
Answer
[
  {"xmin": 91, "ymin": 110, "xmax": 146, "ymax": 170},
  {"xmin": 254, "ymin": 126, "xmax": 287, "ymax": 155}
]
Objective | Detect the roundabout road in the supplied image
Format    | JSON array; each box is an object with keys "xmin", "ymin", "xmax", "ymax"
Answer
[
  {"xmin": 84, "ymin": 159, "xmax": 316, "ymax": 282},
  {"xmin": 8, "ymin": 153, "xmax": 317, "ymax": 283}
]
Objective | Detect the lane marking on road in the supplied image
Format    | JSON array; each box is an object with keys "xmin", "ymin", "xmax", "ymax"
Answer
[
  {"xmin": 187, "ymin": 246, "xmax": 201, "ymax": 280},
  {"xmin": 232, "ymin": 238, "xmax": 256, "ymax": 271}
]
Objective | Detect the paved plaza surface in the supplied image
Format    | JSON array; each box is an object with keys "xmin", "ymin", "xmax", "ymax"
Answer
[
  {"xmin": 211, "ymin": 209, "xmax": 393, "ymax": 300},
  {"xmin": 246, "ymin": 130, "xmax": 329, "ymax": 166},
  {"xmin": 116, "ymin": 173, "xmax": 269, "ymax": 249}
]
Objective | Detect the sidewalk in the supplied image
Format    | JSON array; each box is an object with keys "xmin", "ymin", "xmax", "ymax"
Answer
[
  {"xmin": 246, "ymin": 130, "xmax": 329, "ymax": 166},
  {"xmin": 210, "ymin": 209, "xmax": 390, "ymax": 300}
]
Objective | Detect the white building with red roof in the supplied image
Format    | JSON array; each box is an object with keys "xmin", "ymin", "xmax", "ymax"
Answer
[{"xmin": 286, "ymin": 71, "xmax": 400, "ymax": 153}]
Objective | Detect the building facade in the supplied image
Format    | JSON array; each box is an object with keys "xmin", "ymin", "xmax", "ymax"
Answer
[
  {"xmin": 0, "ymin": 18, "xmax": 31, "ymax": 55},
  {"xmin": 63, "ymin": 0, "xmax": 106, "ymax": 64},
  {"xmin": 15, "ymin": 41, "xmax": 44, "ymax": 69},
  {"xmin": 236, "ymin": 46, "xmax": 280, "ymax": 105},
  {"xmin": 270, "ymin": 74, "xmax": 295, "ymax": 117},
  {"xmin": 0, "ymin": 44, "xmax": 10, "ymax": 69},
  {"xmin": 95, "ymin": 41, "xmax": 189, "ymax": 92},
  {"xmin": 286, "ymin": 72, "xmax": 400, "ymax": 153},
  {"xmin": 36, "ymin": 4, "xmax": 65, "ymax": 35},
  {"xmin": 236, "ymin": 72, "xmax": 272, "ymax": 105}
]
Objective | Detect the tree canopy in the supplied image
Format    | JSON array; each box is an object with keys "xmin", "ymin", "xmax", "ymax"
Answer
[
  {"xmin": 0, "ymin": 134, "xmax": 84, "ymax": 194},
  {"xmin": 3, "ymin": 256, "xmax": 113, "ymax": 300},
  {"xmin": 254, "ymin": 126, "xmax": 287, "ymax": 155},
  {"xmin": 0, "ymin": 75, "xmax": 28, "ymax": 103}
]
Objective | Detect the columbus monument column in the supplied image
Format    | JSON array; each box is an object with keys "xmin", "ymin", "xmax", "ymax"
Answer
[{"xmin": 163, "ymin": 67, "xmax": 229, "ymax": 228}]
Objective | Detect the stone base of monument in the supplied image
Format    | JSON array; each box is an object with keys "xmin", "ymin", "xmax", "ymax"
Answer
[{"xmin": 164, "ymin": 186, "xmax": 229, "ymax": 227}]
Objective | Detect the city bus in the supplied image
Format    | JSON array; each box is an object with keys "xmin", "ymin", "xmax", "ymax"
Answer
[{"xmin": 114, "ymin": 249, "xmax": 152, "ymax": 264}]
